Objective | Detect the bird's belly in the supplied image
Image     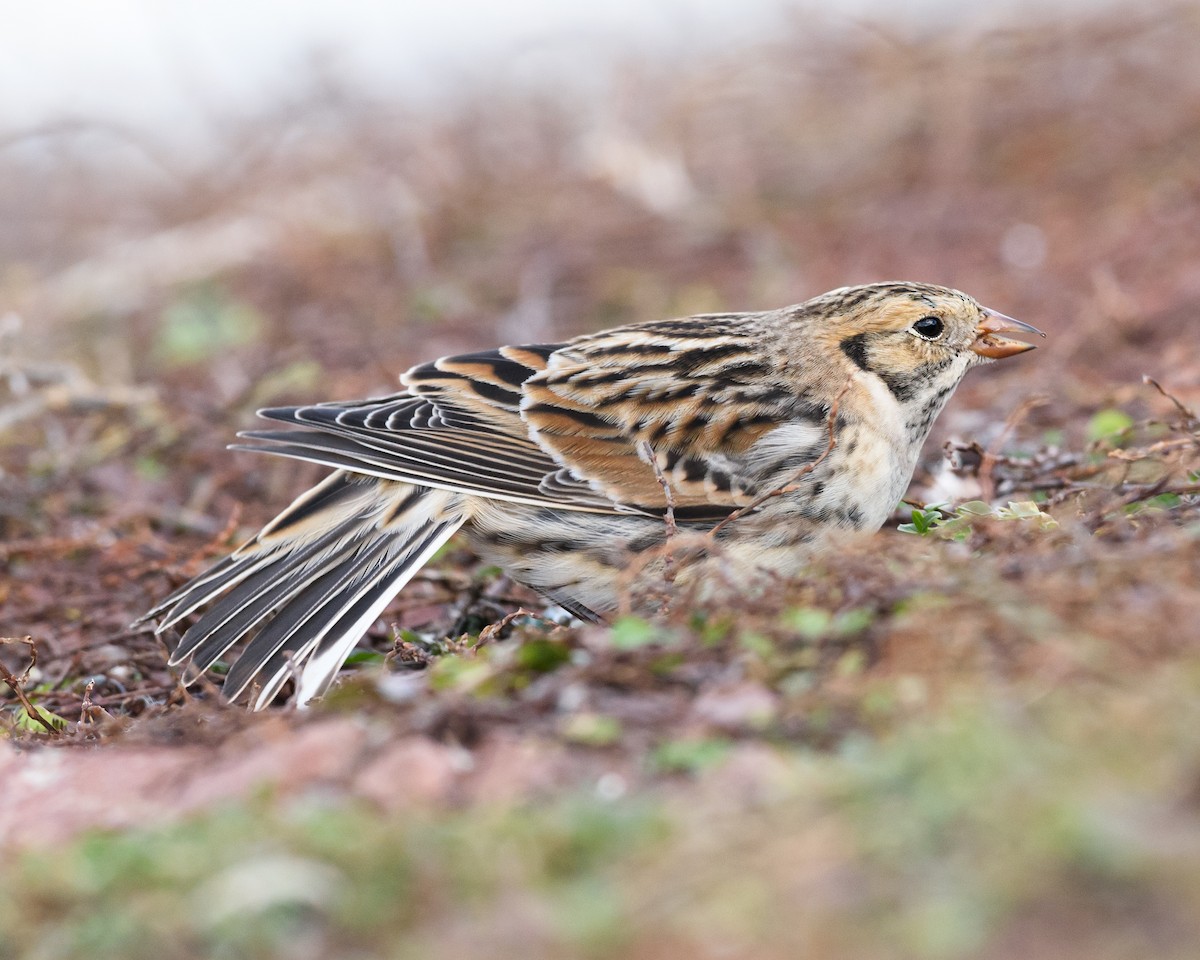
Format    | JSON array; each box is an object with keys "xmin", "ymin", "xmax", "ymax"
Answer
[{"xmin": 464, "ymin": 422, "xmax": 914, "ymax": 617}]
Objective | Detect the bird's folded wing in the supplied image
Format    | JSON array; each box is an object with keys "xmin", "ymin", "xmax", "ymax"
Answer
[
  {"xmin": 516, "ymin": 317, "xmax": 830, "ymax": 509},
  {"xmin": 238, "ymin": 320, "xmax": 829, "ymax": 518},
  {"xmin": 237, "ymin": 344, "xmax": 626, "ymax": 514}
]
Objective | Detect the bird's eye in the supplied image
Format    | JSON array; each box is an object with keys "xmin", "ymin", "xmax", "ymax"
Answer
[{"xmin": 912, "ymin": 316, "xmax": 944, "ymax": 340}]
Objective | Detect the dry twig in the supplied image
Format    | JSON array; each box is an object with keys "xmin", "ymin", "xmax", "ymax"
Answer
[{"xmin": 0, "ymin": 637, "xmax": 60, "ymax": 735}]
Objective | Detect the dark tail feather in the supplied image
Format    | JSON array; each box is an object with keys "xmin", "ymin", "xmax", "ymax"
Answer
[
  {"xmin": 135, "ymin": 471, "xmax": 361, "ymax": 629},
  {"xmin": 141, "ymin": 471, "xmax": 467, "ymax": 707},
  {"xmin": 168, "ymin": 515, "xmax": 369, "ymax": 670},
  {"xmin": 237, "ymin": 519, "xmax": 460, "ymax": 709}
]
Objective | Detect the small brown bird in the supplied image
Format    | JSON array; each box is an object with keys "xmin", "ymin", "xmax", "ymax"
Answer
[{"xmin": 139, "ymin": 282, "xmax": 1041, "ymax": 707}]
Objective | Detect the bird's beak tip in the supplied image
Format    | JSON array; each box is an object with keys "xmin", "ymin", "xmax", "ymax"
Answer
[{"xmin": 972, "ymin": 308, "xmax": 1044, "ymax": 359}]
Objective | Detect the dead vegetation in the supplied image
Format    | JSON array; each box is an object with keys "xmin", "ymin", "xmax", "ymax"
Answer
[{"xmin": 2, "ymin": 3, "xmax": 1200, "ymax": 958}]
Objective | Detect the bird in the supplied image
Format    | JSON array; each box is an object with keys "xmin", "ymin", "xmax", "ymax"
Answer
[{"xmin": 138, "ymin": 281, "xmax": 1042, "ymax": 708}]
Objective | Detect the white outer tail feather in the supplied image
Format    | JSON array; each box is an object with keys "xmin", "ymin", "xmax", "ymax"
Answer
[
  {"xmin": 282, "ymin": 516, "xmax": 464, "ymax": 708},
  {"xmin": 152, "ymin": 473, "xmax": 469, "ymax": 709}
]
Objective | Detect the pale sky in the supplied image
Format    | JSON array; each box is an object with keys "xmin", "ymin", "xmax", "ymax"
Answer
[{"xmin": 0, "ymin": 0, "xmax": 1042, "ymax": 138}]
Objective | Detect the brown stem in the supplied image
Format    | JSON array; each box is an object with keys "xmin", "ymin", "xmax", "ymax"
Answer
[{"xmin": 0, "ymin": 637, "xmax": 60, "ymax": 735}]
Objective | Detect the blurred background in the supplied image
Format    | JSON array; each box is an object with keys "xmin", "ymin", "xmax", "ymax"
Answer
[
  {"xmin": 4, "ymin": 4, "xmax": 1200, "ymax": 958},
  {"xmin": 3, "ymin": 0, "xmax": 1196, "ymax": 388}
]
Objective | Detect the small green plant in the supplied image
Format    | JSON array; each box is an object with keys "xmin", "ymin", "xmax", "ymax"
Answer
[
  {"xmin": 899, "ymin": 501, "xmax": 1058, "ymax": 540},
  {"xmin": 899, "ymin": 504, "xmax": 948, "ymax": 535},
  {"xmin": 650, "ymin": 738, "xmax": 731, "ymax": 774},
  {"xmin": 155, "ymin": 284, "xmax": 264, "ymax": 367},
  {"xmin": 609, "ymin": 617, "xmax": 660, "ymax": 651},
  {"xmin": 781, "ymin": 606, "xmax": 875, "ymax": 640},
  {"xmin": 1087, "ymin": 408, "xmax": 1135, "ymax": 444},
  {"xmin": 515, "ymin": 638, "xmax": 572, "ymax": 673},
  {"xmin": 5, "ymin": 701, "xmax": 69, "ymax": 734}
]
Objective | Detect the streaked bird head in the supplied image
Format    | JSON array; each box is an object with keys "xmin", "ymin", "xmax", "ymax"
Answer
[{"xmin": 804, "ymin": 281, "xmax": 1042, "ymax": 414}]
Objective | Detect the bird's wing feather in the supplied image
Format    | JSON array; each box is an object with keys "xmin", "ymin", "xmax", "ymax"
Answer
[
  {"xmin": 238, "ymin": 344, "xmax": 631, "ymax": 514},
  {"xmin": 237, "ymin": 318, "xmax": 833, "ymax": 518},
  {"xmin": 518, "ymin": 316, "xmax": 835, "ymax": 509}
]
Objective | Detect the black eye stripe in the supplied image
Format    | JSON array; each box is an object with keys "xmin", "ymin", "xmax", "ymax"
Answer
[{"xmin": 913, "ymin": 316, "xmax": 944, "ymax": 340}]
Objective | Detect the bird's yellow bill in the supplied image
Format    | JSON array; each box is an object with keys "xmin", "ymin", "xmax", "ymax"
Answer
[{"xmin": 972, "ymin": 308, "xmax": 1045, "ymax": 359}]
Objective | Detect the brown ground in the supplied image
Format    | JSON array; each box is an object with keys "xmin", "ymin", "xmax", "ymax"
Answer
[{"xmin": 3, "ymin": 4, "xmax": 1200, "ymax": 958}]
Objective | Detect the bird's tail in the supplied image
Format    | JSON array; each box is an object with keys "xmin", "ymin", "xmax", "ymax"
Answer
[{"xmin": 137, "ymin": 471, "xmax": 467, "ymax": 709}]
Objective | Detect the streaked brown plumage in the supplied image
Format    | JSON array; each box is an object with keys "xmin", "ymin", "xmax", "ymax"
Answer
[{"xmin": 138, "ymin": 282, "xmax": 1041, "ymax": 707}]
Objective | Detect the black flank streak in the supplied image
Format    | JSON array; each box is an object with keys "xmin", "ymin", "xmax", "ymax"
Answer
[
  {"xmin": 672, "ymin": 505, "xmax": 738, "ymax": 524},
  {"xmin": 676, "ymin": 413, "xmax": 711, "ymax": 436},
  {"xmin": 575, "ymin": 369, "xmax": 629, "ymax": 386},
  {"xmin": 672, "ymin": 343, "xmax": 751, "ymax": 371},
  {"xmin": 535, "ymin": 539, "xmax": 588, "ymax": 554},
  {"xmin": 793, "ymin": 399, "xmax": 831, "ymax": 424},
  {"xmin": 647, "ymin": 420, "xmax": 673, "ymax": 444},
  {"xmin": 777, "ymin": 448, "xmax": 826, "ymax": 475},
  {"xmin": 574, "ymin": 360, "xmax": 677, "ymax": 378},
  {"xmin": 681, "ymin": 459, "xmax": 708, "ymax": 483},
  {"xmin": 714, "ymin": 418, "xmax": 745, "ymax": 448},
  {"xmin": 626, "ymin": 532, "xmax": 664, "ymax": 553},
  {"xmin": 590, "ymin": 388, "xmax": 637, "ymax": 408},
  {"xmin": 662, "ymin": 382, "xmax": 703, "ymax": 401},
  {"xmin": 753, "ymin": 386, "xmax": 796, "ymax": 407}
]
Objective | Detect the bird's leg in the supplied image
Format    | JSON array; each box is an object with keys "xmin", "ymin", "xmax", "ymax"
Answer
[{"xmin": 640, "ymin": 440, "xmax": 679, "ymax": 541}]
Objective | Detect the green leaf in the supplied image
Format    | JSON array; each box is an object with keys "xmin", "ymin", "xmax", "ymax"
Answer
[
  {"xmin": 156, "ymin": 285, "xmax": 263, "ymax": 366},
  {"xmin": 344, "ymin": 651, "xmax": 386, "ymax": 666},
  {"xmin": 515, "ymin": 638, "xmax": 572, "ymax": 673},
  {"xmin": 832, "ymin": 607, "xmax": 876, "ymax": 635},
  {"xmin": 782, "ymin": 607, "xmax": 831, "ymax": 639},
  {"xmin": 956, "ymin": 501, "xmax": 994, "ymax": 517},
  {"xmin": 651, "ymin": 738, "xmax": 730, "ymax": 774},
  {"xmin": 899, "ymin": 505, "xmax": 946, "ymax": 535},
  {"xmin": 11, "ymin": 704, "xmax": 69, "ymax": 733},
  {"xmin": 428, "ymin": 656, "xmax": 491, "ymax": 692},
  {"xmin": 1087, "ymin": 408, "xmax": 1134, "ymax": 443},
  {"xmin": 609, "ymin": 617, "xmax": 659, "ymax": 650}
]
